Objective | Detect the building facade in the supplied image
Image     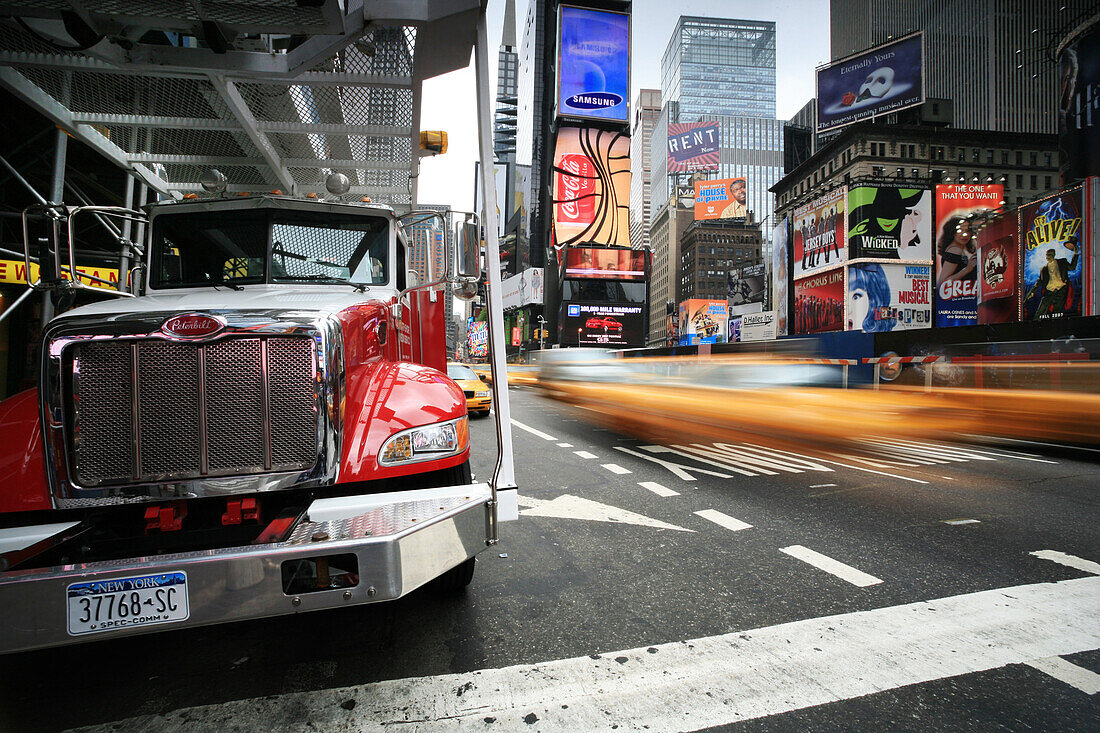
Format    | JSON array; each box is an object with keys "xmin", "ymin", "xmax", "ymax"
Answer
[
  {"xmin": 630, "ymin": 88, "xmax": 662, "ymax": 252},
  {"xmin": 646, "ymin": 199, "xmax": 695, "ymax": 346},
  {"xmin": 679, "ymin": 220, "xmax": 763, "ymax": 302}
]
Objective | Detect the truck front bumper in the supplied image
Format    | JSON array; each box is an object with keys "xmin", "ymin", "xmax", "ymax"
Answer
[{"xmin": 0, "ymin": 483, "xmax": 507, "ymax": 654}]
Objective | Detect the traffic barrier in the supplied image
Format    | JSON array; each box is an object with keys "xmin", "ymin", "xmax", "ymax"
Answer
[
  {"xmin": 863, "ymin": 355, "xmax": 948, "ymax": 390},
  {"xmin": 787, "ymin": 358, "xmax": 859, "ymax": 388}
]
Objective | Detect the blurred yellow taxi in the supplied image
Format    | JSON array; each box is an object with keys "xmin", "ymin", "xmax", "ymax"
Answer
[{"xmin": 447, "ymin": 362, "xmax": 492, "ymax": 417}]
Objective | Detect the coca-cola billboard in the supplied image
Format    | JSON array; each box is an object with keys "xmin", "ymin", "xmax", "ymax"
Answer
[{"xmin": 551, "ymin": 127, "xmax": 631, "ymax": 248}]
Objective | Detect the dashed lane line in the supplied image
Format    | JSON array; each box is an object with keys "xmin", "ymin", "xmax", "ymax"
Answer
[
  {"xmin": 639, "ymin": 481, "xmax": 679, "ymax": 497},
  {"xmin": 943, "ymin": 519, "xmax": 981, "ymax": 525},
  {"xmin": 1031, "ymin": 550, "xmax": 1100, "ymax": 576},
  {"xmin": 601, "ymin": 463, "xmax": 632, "ymax": 475},
  {"xmin": 695, "ymin": 509, "xmax": 753, "ymax": 532},
  {"xmin": 574, "ymin": 450, "xmax": 597, "ymax": 460},
  {"xmin": 1024, "ymin": 656, "xmax": 1100, "ymax": 694},
  {"xmin": 780, "ymin": 545, "xmax": 884, "ymax": 587},
  {"xmin": 510, "ymin": 419, "xmax": 557, "ymax": 442},
  {"xmin": 809, "ymin": 483, "xmax": 837, "ymax": 488},
  {"xmin": 89, "ymin": 576, "xmax": 1100, "ymax": 732},
  {"xmin": 557, "ymin": 443, "xmax": 573, "ymax": 448}
]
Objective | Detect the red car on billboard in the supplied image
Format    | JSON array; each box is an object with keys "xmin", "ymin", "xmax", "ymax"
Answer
[{"xmin": 585, "ymin": 316, "xmax": 623, "ymax": 332}]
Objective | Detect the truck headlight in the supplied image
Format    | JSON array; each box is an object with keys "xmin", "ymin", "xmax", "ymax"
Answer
[{"xmin": 379, "ymin": 417, "xmax": 468, "ymax": 466}]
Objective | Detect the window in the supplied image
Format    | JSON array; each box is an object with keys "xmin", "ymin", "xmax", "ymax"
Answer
[
  {"xmin": 1016, "ymin": 151, "xmax": 1023, "ymax": 166},
  {"xmin": 1045, "ymin": 152, "xmax": 1052, "ymax": 167},
  {"xmin": 1030, "ymin": 152, "xmax": 1037, "ymax": 166},
  {"xmin": 1001, "ymin": 151, "xmax": 1009, "ymax": 165},
  {"xmin": 1016, "ymin": 174, "xmax": 1023, "ymax": 187},
  {"xmin": 986, "ymin": 150, "xmax": 994, "ymax": 164},
  {"xmin": 972, "ymin": 148, "xmax": 980, "ymax": 163},
  {"xmin": 1030, "ymin": 175, "xmax": 1037, "ymax": 188},
  {"xmin": 1044, "ymin": 175, "xmax": 1051, "ymax": 190}
]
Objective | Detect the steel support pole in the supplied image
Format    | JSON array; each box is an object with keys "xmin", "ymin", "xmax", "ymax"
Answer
[
  {"xmin": 119, "ymin": 175, "xmax": 136, "ymax": 292},
  {"xmin": 41, "ymin": 127, "xmax": 69, "ymax": 324},
  {"xmin": 873, "ymin": 362, "xmax": 881, "ymax": 390}
]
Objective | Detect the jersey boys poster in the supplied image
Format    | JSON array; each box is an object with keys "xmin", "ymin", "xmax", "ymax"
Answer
[
  {"xmin": 792, "ymin": 187, "xmax": 847, "ymax": 278},
  {"xmin": 847, "ymin": 185, "xmax": 932, "ymax": 260},
  {"xmin": 846, "ymin": 262, "xmax": 932, "ymax": 332},
  {"xmin": 1021, "ymin": 189, "xmax": 1084, "ymax": 320},
  {"xmin": 934, "ymin": 183, "xmax": 1004, "ymax": 327},
  {"xmin": 793, "ymin": 267, "xmax": 844, "ymax": 334}
]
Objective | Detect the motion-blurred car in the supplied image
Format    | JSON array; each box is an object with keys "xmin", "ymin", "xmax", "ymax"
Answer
[
  {"xmin": 585, "ymin": 316, "xmax": 623, "ymax": 332},
  {"xmin": 447, "ymin": 362, "xmax": 492, "ymax": 417}
]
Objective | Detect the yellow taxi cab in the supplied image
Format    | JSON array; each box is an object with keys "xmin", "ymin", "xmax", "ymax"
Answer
[{"xmin": 447, "ymin": 362, "xmax": 492, "ymax": 417}]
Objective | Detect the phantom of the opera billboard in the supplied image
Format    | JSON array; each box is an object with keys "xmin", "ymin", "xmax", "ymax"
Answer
[
  {"xmin": 667, "ymin": 122, "xmax": 720, "ymax": 173},
  {"xmin": 564, "ymin": 247, "xmax": 646, "ymax": 280},
  {"xmin": 563, "ymin": 302, "xmax": 645, "ymax": 347},
  {"xmin": 934, "ymin": 184, "xmax": 1004, "ymax": 327},
  {"xmin": 792, "ymin": 186, "xmax": 847, "ymax": 278},
  {"xmin": 694, "ymin": 177, "xmax": 748, "ymax": 221},
  {"xmin": 728, "ymin": 263, "xmax": 766, "ymax": 307},
  {"xmin": 678, "ymin": 299, "xmax": 729, "ymax": 345},
  {"xmin": 1022, "ymin": 189, "xmax": 1085, "ymax": 320},
  {"xmin": 552, "ymin": 127, "xmax": 631, "ymax": 248},
  {"xmin": 793, "ymin": 267, "xmax": 844, "ymax": 334},
  {"xmin": 846, "ymin": 262, "xmax": 932, "ymax": 332},
  {"xmin": 556, "ymin": 5, "xmax": 630, "ymax": 123},
  {"xmin": 816, "ymin": 33, "xmax": 924, "ymax": 133},
  {"xmin": 847, "ymin": 185, "xmax": 932, "ymax": 261},
  {"xmin": 772, "ymin": 217, "xmax": 789, "ymax": 336}
]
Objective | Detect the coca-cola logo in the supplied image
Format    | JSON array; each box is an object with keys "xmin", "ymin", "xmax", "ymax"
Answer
[
  {"xmin": 556, "ymin": 154, "xmax": 596, "ymax": 225},
  {"xmin": 162, "ymin": 314, "xmax": 225, "ymax": 339}
]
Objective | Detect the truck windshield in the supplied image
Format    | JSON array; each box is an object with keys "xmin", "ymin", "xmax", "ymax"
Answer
[{"xmin": 151, "ymin": 208, "xmax": 390, "ymax": 289}]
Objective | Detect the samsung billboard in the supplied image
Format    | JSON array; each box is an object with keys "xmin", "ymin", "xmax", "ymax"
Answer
[
  {"xmin": 556, "ymin": 6, "xmax": 630, "ymax": 124},
  {"xmin": 816, "ymin": 33, "xmax": 924, "ymax": 133}
]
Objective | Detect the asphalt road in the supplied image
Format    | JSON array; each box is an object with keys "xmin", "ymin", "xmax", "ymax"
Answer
[{"xmin": 1, "ymin": 386, "xmax": 1098, "ymax": 732}]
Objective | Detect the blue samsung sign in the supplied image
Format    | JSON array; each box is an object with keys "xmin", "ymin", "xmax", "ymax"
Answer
[{"xmin": 557, "ymin": 6, "xmax": 630, "ymax": 123}]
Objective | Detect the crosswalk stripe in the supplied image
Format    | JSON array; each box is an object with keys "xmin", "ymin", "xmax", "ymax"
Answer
[
  {"xmin": 1031, "ymin": 550, "xmax": 1100, "ymax": 576},
  {"xmin": 695, "ymin": 509, "xmax": 753, "ymax": 532},
  {"xmin": 1024, "ymin": 656, "xmax": 1100, "ymax": 694},
  {"xmin": 780, "ymin": 545, "xmax": 883, "ymax": 586}
]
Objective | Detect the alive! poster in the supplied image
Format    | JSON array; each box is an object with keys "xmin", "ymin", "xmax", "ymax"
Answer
[
  {"xmin": 1022, "ymin": 189, "xmax": 1084, "ymax": 320},
  {"xmin": 934, "ymin": 184, "xmax": 1004, "ymax": 327}
]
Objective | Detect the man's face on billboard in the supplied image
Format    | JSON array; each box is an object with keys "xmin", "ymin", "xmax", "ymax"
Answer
[{"xmin": 731, "ymin": 179, "xmax": 747, "ymax": 204}]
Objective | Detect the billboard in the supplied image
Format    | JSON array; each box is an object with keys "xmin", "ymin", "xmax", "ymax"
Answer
[
  {"xmin": 564, "ymin": 247, "xmax": 646, "ymax": 280},
  {"xmin": 552, "ymin": 127, "xmax": 631, "ymax": 247},
  {"xmin": 695, "ymin": 177, "xmax": 748, "ymax": 221},
  {"xmin": 742, "ymin": 310, "xmax": 778, "ymax": 342},
  {"xmin": 678, "ymin": 299, "xmax": 728, "ymax": 345},
  {"xmin": 1022, "ymin": 189, "xmax": 1084, "ymax": 320},
  {"xmin": 1059, "ymin": 23, "xmax": 1100, "ymax": 184},
  {"xmin": 934, "ymin": 184, "xmax": 1004, "ymax": 327},
  {"xmin": 466, "ymin": 320, "xmax": 488, "ymax": 359},
  {"xmin": 772, "ymin": 217, "xmax": 789, "ymax": 336},
  {"xmin": 792, "ymin": 187, "xmax": 847, "ymax": 278},
  {"xmin": 976, "ymin": 214, "xmax": 1020, "ymax": 325},
  {"xmin": 847, "ymin": 185, "xmax": 932, "ymax": 260},
  {"xmin": 846, "ymin": 262, "xmax": 932, "ymax": 332},
  {"xmin": 667, "ymin": 122, "xmax": 720, "ymax": 173},
  {"xmin": 793, "ymin": 268, "xmax": 844, "ymax": 334},
  {"xmin": 816, "ymin": 33, "xmax": 924, "ymax": 133},
  {"xmin": 501, "ymin": 267, "xmax": 546, "ymax": 310},
  {"xmin": 728, "ymin": 263, "xmax": 766, "ymax": 306},
  {"xmin": 557, "ymin": 6, "xmax": 630, "ymax": 123},
  {"xmin": 666, "ymin": 300, "xmax": 678, "ymax": 347},
  {"xmin": 728, "ymin": 315, "xmax": 742, "ymax": 342},
  {"xmin": 676, "ymin": 185, "xmax": 696, "ymax": 209},
  {"xmin": 564, "ymin": 302, "xmax": 646, "ymax": 347}
]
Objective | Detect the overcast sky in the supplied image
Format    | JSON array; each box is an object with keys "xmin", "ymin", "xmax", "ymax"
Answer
[{"xmin": 417, "ymin": 0, "xmax": 832, "ymax": 213}]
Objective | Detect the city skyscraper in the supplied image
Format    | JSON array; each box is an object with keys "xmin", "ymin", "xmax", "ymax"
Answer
[
  {"xmin": 830, "ymin": 0, "xmax": 1098, "ymax": 135},
  {"xmin": 494, "ymin": 0, "xmax": 519, "ymax": 162},
  {"xmin": 630, "ymin": 88, "xmax": 661, "ymax": 252}
]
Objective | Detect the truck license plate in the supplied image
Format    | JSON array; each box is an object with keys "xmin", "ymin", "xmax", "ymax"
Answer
[{"xmin": 67, "ymin": 572, "xmax": 189, "ymax": 636}]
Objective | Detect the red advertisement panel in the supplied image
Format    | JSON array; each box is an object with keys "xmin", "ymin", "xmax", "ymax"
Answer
[
  {"xmin": 976, "ymin": 213, "xmax": 1020, "ymax": 325},
  {"xmin": 564, "ymin": 247, "xmax": 646, "ymax": 280},
  {"xmin": 792, "ymin": 187, "xmax": 847, "ymax": 278},
  {"xmin": 793, "ymin": 267, "xmax": 844, "ymax": 334}
]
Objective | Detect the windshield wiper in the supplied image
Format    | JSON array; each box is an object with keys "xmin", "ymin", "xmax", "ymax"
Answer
[{"xmin": 278, "ymin": 274, "xmax": 367, "ymax": 292}]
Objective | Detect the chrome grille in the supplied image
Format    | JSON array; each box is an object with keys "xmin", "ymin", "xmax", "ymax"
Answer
[{"xmin": 71, "ymin": 336, "xmax": 318, "ymax": 487}]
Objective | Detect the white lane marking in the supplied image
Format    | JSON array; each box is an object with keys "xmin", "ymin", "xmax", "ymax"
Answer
[
  {"xmin": 859, "ymin": 439, "xmax": 957, "ymax": 464},
  {"xmin": 885, "ymin": 439, "xmax": 999, "ymax": 462},
  {"xmin": 100, "ymin": 577, "xmax": 1100, "ymax": 732},
  {"xmin": 695, "ymin": 509, "xmax": 753, "ymax": 532},
  {"xmin": 728, "ymin": 443, "xmax": 833, "ymax": 472},
  {"xmin": 517, "ymin": 495, "xmax": 692, "ymax": 532},
  {"xmin": 942, "ymin": 476, "xmax": 955, "ymax": 480},
  {"xmin": 810, "ymin": 483, "xmax": 837, "ymax": 488},
  {"xmin": 557, "ymin": 442, "xmax": 573, "ymax": 448},
  {"xmin": 1024, "ymin": 656, "xmax": 1100, "ymax": 694},
  {"xmin": 662, "ymin": 444, "xmax": 761, "ymax": 476},
  {"xmin": 943, "ymin": 519, "xmax": 981, "ymax": 525},
  {"xmin": 741, "ymin": 443, "xmax": 931, "ymax": 485},
  {"xmin": 1031, "ymin": 550, "xmax": 1100, "ymax": 576},
  {"xmin": 618, "ymin": 446, "xmax": 733, "ymax": 481},
  {"xmin": 602, "ymin": 463, "xmax": 631, "ymax": 475},
  {"xmin": 574, "ymin": 450, "xmax": 597, "ymax": 459},
  {"xmin": 639, "ymin": 481, "xmax": 679, "ymax": 497},
  {"xmin": 962, "ymin": 434, "xmax": 1092, "ymax": 456},
  {"xmin": 780, "ymin": 545, "xmax": 884, "ymax": 587},
  {"xmin": 510, "ymin": 419, "xmax": 557, "ymax": 441}
]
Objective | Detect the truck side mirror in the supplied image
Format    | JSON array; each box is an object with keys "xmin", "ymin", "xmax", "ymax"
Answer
[{"xmin": 456, "ymin": 219, "xmax": 481, "ymax": 279}]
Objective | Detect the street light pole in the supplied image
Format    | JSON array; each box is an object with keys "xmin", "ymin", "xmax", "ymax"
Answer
[{"xmin": 537, "ymin": 314, "xmax": 546, "ymax": 351}]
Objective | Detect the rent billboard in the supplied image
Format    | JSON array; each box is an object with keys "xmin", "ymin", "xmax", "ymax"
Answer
[
  {"xmin": 729, "ymin": 263, "xmax": 766, "ymax": 307},
  {"xmin": 793, "ymin": 267, "xmax": 844, "ymax": 334},
  {"xmin": 846, "ymin": 262, "xmax": 932, "ymax": 332},
  {"xmin": 556, "ymin": 5, "xmax": 630, "ymax": 123},
  {"xmin": 552, "ymin": 127, "xmax": 631, "ymax": 248},
  {"xmin": 695, "ymin": 177, "xmax": 748, "ymax": 221},
  {"xmin": 934, "ymin": 183, "xmax": 1004, "ymax": 327},
  {"xmin": 847, "ymin": 184, "xmax": 932, "ymax": 260},
  {"xmin": 564, "ymin": 247, "xmax": 646, "ymax": 281},
  {"xmin": 816, "ymin": 33, "xmax": 924, "ymax": 133},
  {"xmin": 792, "ymin": 186, "xmax": 847, "ymax": 278},
  {"xmin": 678, "ymin": 299, "xmax": 728, "ymax": 345},
  {"xmin": 667, "ymin": 122, "xmax": 720, "ymax": 173},
  {"xmin": 772, "ymin": 217, "xmax": 789, "ymax": 336},
  {"xmin": 563, "ymin": 301, "xmax": 645, "ymax": 347},
  {"xmin": 1022, "ymin": 189, "xmax": 1085, "ymax": 320}
]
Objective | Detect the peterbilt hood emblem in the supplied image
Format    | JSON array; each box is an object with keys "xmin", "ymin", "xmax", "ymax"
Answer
[{"xmin": 161, "ymin": 313, "xmax": 226, "ymax": 338}]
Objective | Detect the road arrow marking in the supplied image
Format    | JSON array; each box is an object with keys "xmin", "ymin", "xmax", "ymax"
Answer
[{"xmin": 517, "ymin": 495, "xmax": 692, "ymax": 532}]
